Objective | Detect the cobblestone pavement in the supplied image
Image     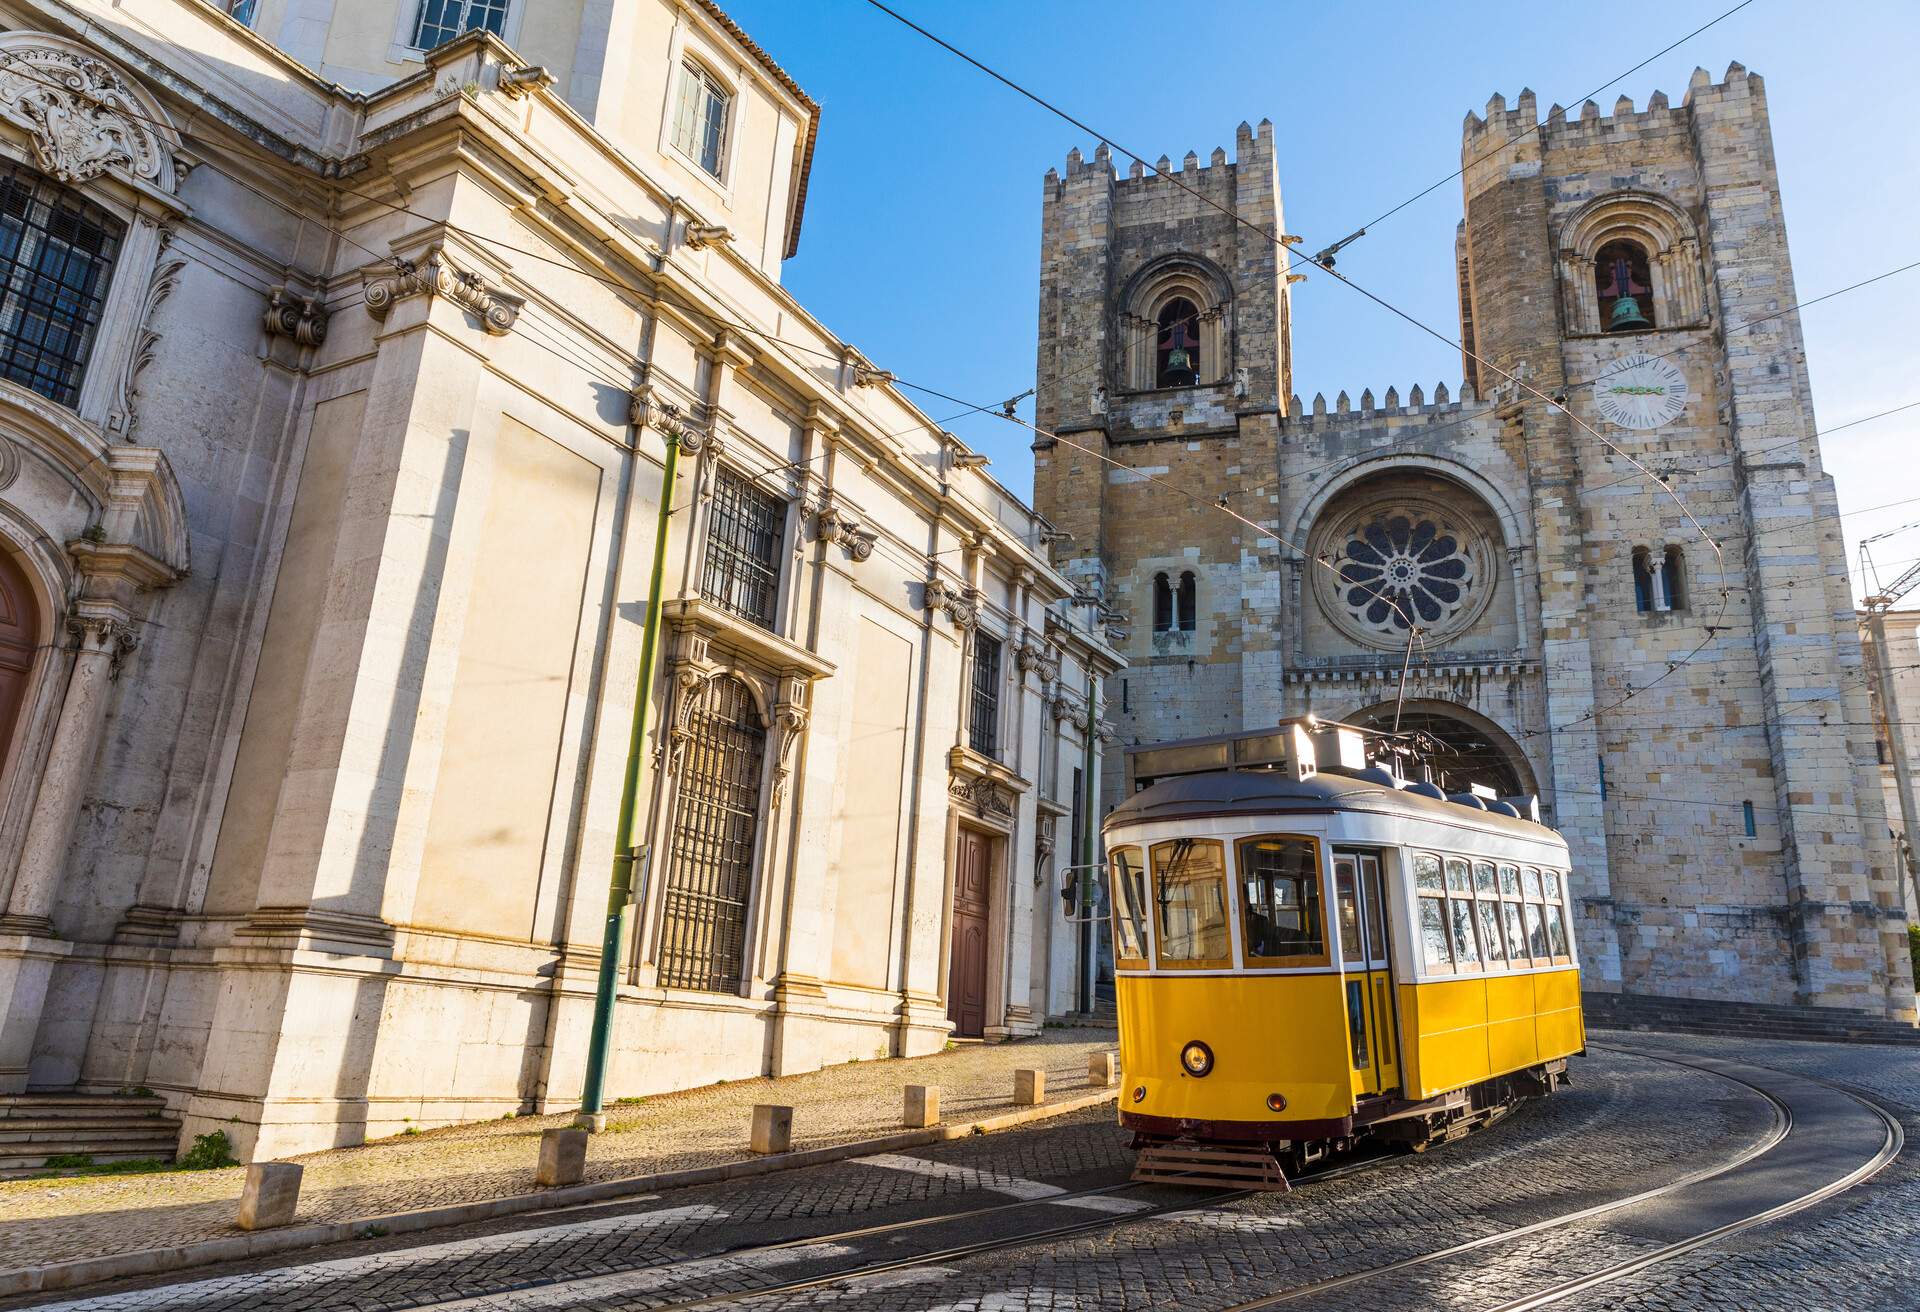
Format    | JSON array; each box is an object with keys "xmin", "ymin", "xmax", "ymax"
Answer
[
  {"xmin": 8, "ymin": 1045, "xmax": 1824, "ymax": 1311},
  {"xmin": 0, "ymin": 1030, "xmax": 1121, "ymax": 1274}
]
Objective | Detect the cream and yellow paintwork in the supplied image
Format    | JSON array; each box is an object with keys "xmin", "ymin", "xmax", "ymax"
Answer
[
  {"xmin": 1397, "ymin": 965, "xmax": 1584, "ymax": 1100},
  {"xmin": 1117, "ymin": 966, "xmax": 1583, "ymax": 1125}
]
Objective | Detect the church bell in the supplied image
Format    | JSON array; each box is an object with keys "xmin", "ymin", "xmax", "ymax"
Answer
[{"xmin": 1608, "ymin": 294, "xmax": 1652, "ymax": 333}]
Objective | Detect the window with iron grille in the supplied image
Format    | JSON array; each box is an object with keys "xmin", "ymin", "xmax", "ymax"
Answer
[
  {"xmin": 970, "ymin": 632, "xmax": 1002, "ymax": 759},
  {"xmin": 701, "ymin": 467, "xmax": 785, "ymax": 630},
  {"xmin": 670, "ymin": 60, "xmax": 731, "ymax": 178},
  {"xmin": 655, "ymin": 675, "xmax": 767, "ymax": 994},
  {"xmin": 410, "ymin": 0, "xmax": 508, "ymax": 49},
  {"xmin": 0, "ymin": 161, "xmax": 121, "ymax": 408}
]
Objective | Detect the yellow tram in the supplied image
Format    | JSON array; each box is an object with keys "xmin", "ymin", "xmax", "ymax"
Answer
[{"xmin": 1104, "ymin": 719, "xmax": 1583, "ymax": 1189}]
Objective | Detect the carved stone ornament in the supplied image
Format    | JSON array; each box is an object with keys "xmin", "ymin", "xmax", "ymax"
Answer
[
  {"xmin": 68, "ymin": 612, "xmax": 138, "ymax": 679},
  {"xmin": 363, "ymin": 246, "xmax": 524, "ymax": 335},
  {"xmin": 264, "ymin": 285, "xmax": 329, "ymax": 347},
  {"xmin": 1095, "ymin": 718, "xmax": 1117, "ymax": 745},
  {"xmin": 0, "ymin": 39, "xmax": 175, "ymax": 189},
  {"xmin": 1047, "ymin": 684, "xmax": 1084, "ymax": 725},
  {"xmin": 950, "ymin": 773, "xmax": 1013, "ymax": 819},
  {"xmin": 768, "ymin": 697, "xmax": 810, "ymax": 811},
  {"xmin": 0, "ymin": 435, "xmax": 17, "ymax": 492},
  {"xmin": 1015, "ymin": 634, "xmax": 1062, "ymax": 684},
  {"xmin": 814, "ymin": 498, "xmax": 876, "ymax": 562},
  {"xmin": 923, "ymin": 578, "xmax": 978, "ymax": 629},
  {"xmin": 106, "ymin": 229, "xmax": 181, "ymax": 439}
]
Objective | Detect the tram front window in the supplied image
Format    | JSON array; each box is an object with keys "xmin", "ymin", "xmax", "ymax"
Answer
[
  {"xmin": 1238, "ymin": 835, "xmax": 1327, "ymax": 965},
  {"xmin": 1150, "ymin": 838, "xmax": 1230, "ymax": 966},
  {"xmin": 1109, "ymin": 846, "xmax": 1149, "ymax": 966}
]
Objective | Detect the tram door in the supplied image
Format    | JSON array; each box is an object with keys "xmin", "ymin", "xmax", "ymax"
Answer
[{"xmin": 1334, "ymin": 851, "xmax": 1401, "ymax": 1097}]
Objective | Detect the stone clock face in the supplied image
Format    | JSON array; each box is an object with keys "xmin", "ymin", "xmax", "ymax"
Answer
[{"xmin": 1593, "ymin": 352, "xmax": 1689, "ymax": 430}]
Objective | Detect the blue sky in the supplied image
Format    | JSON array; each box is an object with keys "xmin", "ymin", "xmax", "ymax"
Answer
[{"xmin": 728, "ymin": 0, "xmax": 1920, "ymax": 603}]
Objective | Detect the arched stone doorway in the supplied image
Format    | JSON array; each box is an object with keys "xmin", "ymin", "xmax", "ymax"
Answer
[
  {"xmin": 1349, "ymin": 699, "xmax": 1536, "ymax": 798},
  {"xmin": 0, "ymin": 549, "xmax": 39, "ymax": 785}
]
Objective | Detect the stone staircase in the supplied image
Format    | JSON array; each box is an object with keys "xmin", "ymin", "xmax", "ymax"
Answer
[
  {"xmin": 1583, "ymin": 991, "xmax": 1920, "ymax": 1048},
  {"xmin": 0, "ymin": 1093, "xmax": 180, "ymax": 1177}
]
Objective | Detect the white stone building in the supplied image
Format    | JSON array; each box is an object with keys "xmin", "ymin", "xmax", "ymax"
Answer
[
  {"xmin": 1862, "ymin": 608, "xmax": 1920, "ymax": 915},
  {"xmin": 0, "ymin": 0, "xmax": 1119, "ymax": 1160}
]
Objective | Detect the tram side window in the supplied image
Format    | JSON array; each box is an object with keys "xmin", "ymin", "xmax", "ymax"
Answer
[
  {"xmin": 1544, "ymin": 870, "xmax": 1571, "ymax": 960},
  {"xmin": 1498, "ymin": 863, "xmax": 1529, "ymax": 962},
  {"xmin": 1151, "ymin": 838, "xmax": 1231, "ymax": 966},
  {"xmin": 1444, "ymin": 856, "xmax": 1481, "ymax": 968},
  {"xmin": 1522, "ymin": 866, "xmax": 1550, "ymax": 961},
  {"xmin": 1239, "ymin": 835, "xmax": 1327, "ymax": 965},
  {"xmin": 1413, "ymin": 852, "xmax": 1453, "ymax": 971},
  {"xmin": 1109, "ymin": 846, "xmax": 1149, "ymax": 966}
]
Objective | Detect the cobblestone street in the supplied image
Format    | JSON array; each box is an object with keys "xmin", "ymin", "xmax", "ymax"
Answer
[{"xmin": 7, "ymin": 1033, "xmax": 1915, "ymax": 1311}]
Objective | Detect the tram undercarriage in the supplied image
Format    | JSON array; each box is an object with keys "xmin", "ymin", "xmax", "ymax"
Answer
[{"xmin": 1128, "ymin": 1058, "xmax": 1572, "ymax": 1191}]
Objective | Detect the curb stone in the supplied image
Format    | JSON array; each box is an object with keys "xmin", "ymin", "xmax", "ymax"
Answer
[{"xmin": 0, "ymin": 1088, "xmax": 1118, "ymax": 1298}]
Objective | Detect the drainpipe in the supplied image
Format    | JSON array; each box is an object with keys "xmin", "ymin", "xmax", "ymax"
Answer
[{"xmin": 578, "ymin": 428, "xmax": 681, "ymax": 1128}]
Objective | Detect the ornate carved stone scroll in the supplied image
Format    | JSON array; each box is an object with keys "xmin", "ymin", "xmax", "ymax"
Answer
[
  {"xmin": 264, "ymin": 285, "xmax": 329, "ymax": 347},
  {"xmin": 950, "ymin": 773, "xmax": 1013, "ymax": 819},
  {"xmin": 923, "ymin": 578, "xmax": 978, "ymax": 630},
  {"xmin": 363, "ymin": 245, "xmax": 524, "ymax": 335},
  {"xmin": 814, "ymin": 498, "xmax": 876, "ymax": 562},
  {"xmin": 106, "ymin": 230, "xmax": 182, "ymax": 439},
  {"xmin": 0, "ymin": 37, "xmax": 175, "ymax": 189}
]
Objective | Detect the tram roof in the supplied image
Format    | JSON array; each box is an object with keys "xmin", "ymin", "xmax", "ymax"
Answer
[{"xmin": 1104, "ymin": 768, "xmax": 1561, "ymax": 841}]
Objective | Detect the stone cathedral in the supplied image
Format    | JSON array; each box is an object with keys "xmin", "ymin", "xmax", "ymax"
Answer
[{"xmin": 1032, "ymin": 66, "xmax": 1916, "ymax": 1019}]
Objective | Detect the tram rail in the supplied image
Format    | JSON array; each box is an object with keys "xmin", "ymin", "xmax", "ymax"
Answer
[{"xmin": 377, "ymin": 1044, "xmax": 1893, "ymax": 1312}]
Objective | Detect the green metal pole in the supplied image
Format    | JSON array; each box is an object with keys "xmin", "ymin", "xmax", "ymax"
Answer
[
  {"xmin": 1079, "ymin": 671, "xmax": 1099, "ymax": 1013},
  {"xmin": 578, "ymin": 428, "xmax": 681, "ymax": 1127}
]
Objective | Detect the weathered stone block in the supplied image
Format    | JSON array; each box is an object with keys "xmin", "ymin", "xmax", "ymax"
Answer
[
  {"xmin": 1014, "ymin": 1068, "xmax": 1045, "ymax": 1106},
  {"xmin": 750, "ymin": 1103, "xmax": 793, "ymax": 1154},
  {"xmin": 236, "ymin": 1162, "xmax": 302, "ymax": 1230},
  {"xmin": 1089, "ymin": 1050, "xmax": 1118, "ymax": 1087},
  {"xmin": 904, "ymin": 1084, "xmax": 940, "ymax": 1127},
  {"xmin": 537, "ymin": 1127, "xmax": 588, "ymax": 1186}
]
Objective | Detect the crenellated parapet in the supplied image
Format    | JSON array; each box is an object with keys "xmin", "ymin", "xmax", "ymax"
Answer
[
  {"xmin": 1277, "ymin": 380, "xmax": 1488, "ymax": 434},
  {"xmin": 1462, "ymin": 62, "xmax": 1765, "ymax": 152}
]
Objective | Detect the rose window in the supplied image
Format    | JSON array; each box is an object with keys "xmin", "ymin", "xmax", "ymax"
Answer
[{"xmin": 1332, "ymin": 513, "xmax": 1478, "ymax": 637}]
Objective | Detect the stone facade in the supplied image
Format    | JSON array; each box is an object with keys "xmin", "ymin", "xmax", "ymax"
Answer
[
  {"xmin": 0, "ymin": 0, "xmax": 1118, "ymax": 1160},
  {"xmin": 1033, "ymin": 72, "xmax": 1914, "ymax": 1019}
]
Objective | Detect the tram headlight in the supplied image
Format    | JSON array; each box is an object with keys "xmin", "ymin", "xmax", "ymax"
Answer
[
  {"xmin": 1132, "ymin": 1085, "xmax": 1146, "ymax": 1103},
  {"xmin": 1266, "ymin": 1092, "xmax": 1288, "ymax": 1112},
  {"xmin": 1179, "ymin": 1040, "xmax": 1214, "ymax": 1077}
]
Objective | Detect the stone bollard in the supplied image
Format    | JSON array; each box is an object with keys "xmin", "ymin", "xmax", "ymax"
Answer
[
  {"xmin": 751, "ymin": 1104, "xmax": 794, "ymax": 1154},
  {"xmin": 1088, "ymin": 1050, "xmax": 1118, "ymax": 1087},
  {"xmin": 904, "ymin": 1084, "xmax": 940, "ymax": 1128},
  {"xmin": 537, "ymin": 1127, "xmax": 589, "ymax": 1186},
  {"xmin": 1014, "ymin": 1068, "xmax": 1045, "ymax": 1107},
  {"xmin": 236, "ymin": 1162, "xmax": 303, "ymax": 1231}
]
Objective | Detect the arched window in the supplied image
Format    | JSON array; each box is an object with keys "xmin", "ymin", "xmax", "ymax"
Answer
[
  {"xmin": 1152, "ymin": 572, "xmax": 1173, "ymax": 632},
  {"xmin": 657, "ymin": 675, "xmax": 767, "ymax": 994},
  {"xmin": 1156, "ymin": 297, "xmax": 1201, "ymax": 387},
  {"xmin": 1595, "ymin": 239, "xmax": 1655, "ymax": 332},
  {"xmin": 1632, "ymin": 547, "xmax": 1654, "ymax": 613},
  {"xmin": 671, "ymin": 58, "xmax": 732, "ymax": 178},
  {"xmin": 1661, "ymin": 546, "xmax": 1687, "ymax": 612},
  {"xmin": 1176, "ymin": 571, "xmax": 1196, "ymax": 632}
]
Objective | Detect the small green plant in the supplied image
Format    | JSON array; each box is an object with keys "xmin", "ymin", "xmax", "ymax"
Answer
[
  {"xmin": 43, "ymin": 1152, "xmax": 93, "ymax": 1169},
  {"xmin": 361, "ymin": 1224, "xmax": 389, "ymax": 1239},
  {"xmin": 112, "ymin": 1085, "xmax": 157, "ymax": 1098},
  {"xmin": 944, "ymin": 1041, "xmax": 957, "ymax": 1053},
  {"xmin": 401, "ymin": 1126, "xmax": 420, "ymax": 1136},
  {"xmin": 612, "ymin": 1096, "xmax": 646, "ymax": 1106},
  {"xmin": 1909, "ymin": 924, "xmax": 1919, "ymax": 987},
  {"xmin": 179, "ymin": 1130, "xmax": 238, "ymax": 1170}
]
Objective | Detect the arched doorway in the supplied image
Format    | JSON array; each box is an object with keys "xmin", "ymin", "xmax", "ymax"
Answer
[
  {"xmin": 1349, "ymin": 700, "xmax": 1535, "ymax": 798},
  {"xmin": 0, "ymin": 549, "xmax": 39, "ymax": 782}
]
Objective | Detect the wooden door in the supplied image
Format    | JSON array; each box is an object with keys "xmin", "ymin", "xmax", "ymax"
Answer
[
  {"xmin": 0, "ymin": 551, "xmax": 37, "ymax": 779},
  {"xmin": 946, "ymin": 828, "xmax": 993, "ymax": 1037}
]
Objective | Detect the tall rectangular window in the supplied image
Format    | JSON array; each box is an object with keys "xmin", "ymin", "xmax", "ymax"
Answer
[
  {"xmin": 969, "ymin": 632, "xmax": 1002, "ymax": 758},
  {"xmin": 0, "ymin": 161, "xmax": 120, "ymax": 408},
  {"xmin": 211, "ymin": 0, "xmax": 259, "ymax": 26},
  {"xmin": 656, "ymin": 675, "xmax": 766, "ymax": 994},
  {"xmin": 701, "ymin": 467, "xmax": 785, "ymax": 630},
  {"xmin": 411, "ymin": 0, "xmax": 508, "ymax": 50},
  {"xmin": 671, "ymin": 60, "xmax": 731, "ymax": 178}
]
